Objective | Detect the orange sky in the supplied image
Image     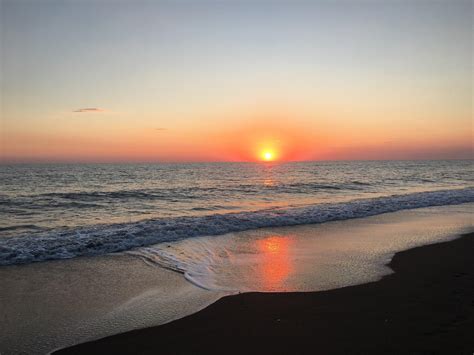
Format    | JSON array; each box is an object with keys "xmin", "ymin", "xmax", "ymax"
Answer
[{"xmin": 2, "ymin": 106, "xmax": 471, "ymax": 162}]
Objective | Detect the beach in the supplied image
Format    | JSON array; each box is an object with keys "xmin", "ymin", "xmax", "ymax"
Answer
[
  {"xmin": 58, "ymin": 231, "xmax": 474, "ymax": 355},
  {"xmin": 2, "ymin": 204, "xmax": 471, "ymax": 354},
  {"xmin": 2, "ymin": 0, "xmax": 472, "ymax": 353}
]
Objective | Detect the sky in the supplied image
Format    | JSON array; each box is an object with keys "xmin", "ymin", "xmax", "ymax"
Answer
[{"xmin": 1, "ymin": 0, "xmax": 472, "ymax": 162}]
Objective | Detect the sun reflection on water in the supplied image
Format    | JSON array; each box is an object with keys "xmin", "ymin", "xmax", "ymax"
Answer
[{"xmin": 263, "ymin": 178, "xmax": 275, "ymax": 187}]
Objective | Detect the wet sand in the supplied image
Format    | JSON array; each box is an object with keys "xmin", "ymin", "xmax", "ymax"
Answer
[
  {"xmin": 0, "ymin": 255, "xmax": 222, "ymax": 354},
  {"xmin": 58, "ymin": 232, "xmax": 474, "ymax": 355}
]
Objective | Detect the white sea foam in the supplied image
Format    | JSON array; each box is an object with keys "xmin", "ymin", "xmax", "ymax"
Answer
[
  {"xmin": 0, "ymin": 188, "xmax": 473, "ymax": 266},
  {"xmin": 129, "ymin": 204, "xmax": 473, "ymax": 293}
]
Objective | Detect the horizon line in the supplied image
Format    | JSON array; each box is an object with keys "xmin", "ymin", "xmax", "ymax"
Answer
[{"xmin": 1, "ymin": 157, "xmax": 472, "ymax": 165}]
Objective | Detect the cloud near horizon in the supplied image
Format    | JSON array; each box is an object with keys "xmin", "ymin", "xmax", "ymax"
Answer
[{"xmin": 73, "ymin": 108, "xmax": 106, "ymax": 113}]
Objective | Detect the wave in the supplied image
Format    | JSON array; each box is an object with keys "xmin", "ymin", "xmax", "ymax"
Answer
[
  {"xmin": 0, "ymin": 224, "xmax": 44, "ymax": 232},
  {"xmin": 0, "ymin": 188, "xmax": 473, "ymax": 266},
  {"xmin": 4, "ymin": 180, "xmax": 369, "ymax": 204}
]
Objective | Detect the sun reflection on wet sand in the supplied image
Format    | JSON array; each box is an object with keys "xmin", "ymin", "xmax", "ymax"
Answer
[{"xmin": 256, "ymin": 236, "xmax": 292, "ymax": 291}]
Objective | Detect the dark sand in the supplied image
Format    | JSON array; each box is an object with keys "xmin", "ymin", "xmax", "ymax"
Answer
[{"xmin": 58, "ymin": 232, "xmax": 474, "ymax": 355}]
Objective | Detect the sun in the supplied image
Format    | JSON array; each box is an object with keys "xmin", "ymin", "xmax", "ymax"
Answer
[{"xmin": 261, "ymin": 150, "xmax": 275, "ymax": 161}]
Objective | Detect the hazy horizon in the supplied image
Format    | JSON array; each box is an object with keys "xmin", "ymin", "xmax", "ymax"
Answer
[{"xmin": 1, "ymin": 157, "xmax": 473, "ymax": 165}]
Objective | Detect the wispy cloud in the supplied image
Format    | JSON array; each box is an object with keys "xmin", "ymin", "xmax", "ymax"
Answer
[
  {"xmin": 155, "ymin": 127, "xmax": 167, "ymax": 131},
  {"xmin": 73, "ymin": 108, "xmax": 106, "ymax": 113}
]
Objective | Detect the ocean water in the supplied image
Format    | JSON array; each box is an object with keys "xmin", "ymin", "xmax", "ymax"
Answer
[
  {"xmin": 0, "ymin": 160, "xmax": 472, "ymax": 265},
  {"xmin": 1, "ymin": 160, "xmax": 473, "ymax": 354}
]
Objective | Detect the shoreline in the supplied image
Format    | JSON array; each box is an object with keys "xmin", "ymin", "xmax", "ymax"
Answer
[{"xmin": 57, "ymin": 231, "xmax": 474, "ymax": 354}]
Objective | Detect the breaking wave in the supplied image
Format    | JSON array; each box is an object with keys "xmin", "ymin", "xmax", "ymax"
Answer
[{"xmin": 0, "ymin": 188, "xmax": 473, "ymax": 266}]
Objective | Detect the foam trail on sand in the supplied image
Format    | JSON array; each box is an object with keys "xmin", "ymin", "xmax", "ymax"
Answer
[{"xmin": 129, "ymin": 204, "xmax": 473, "ymax": 293}]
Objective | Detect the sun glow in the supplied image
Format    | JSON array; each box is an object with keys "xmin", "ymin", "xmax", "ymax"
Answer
[{"xmin": 261, "ymin": 150, "xmax": 275, "ymax": 161}]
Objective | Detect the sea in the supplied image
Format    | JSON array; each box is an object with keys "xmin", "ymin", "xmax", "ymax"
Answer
[
  {"xmin": 0, "ymin": 160, "xmax": 472, "ymax": 266},
  {"xmin": 1, "ymin": 160, "xmax": 474, "ymax": 354}
]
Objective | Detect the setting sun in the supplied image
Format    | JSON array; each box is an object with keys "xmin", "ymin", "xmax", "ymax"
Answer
[{"xmin": 262, "ymin": 150, "xmax": 275, "ymax": 161}]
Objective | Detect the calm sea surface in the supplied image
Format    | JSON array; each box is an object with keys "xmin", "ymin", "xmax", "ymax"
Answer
[{"xmin": 0, "ymin": 160, "xmax": 472, "ymax": 265}]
